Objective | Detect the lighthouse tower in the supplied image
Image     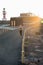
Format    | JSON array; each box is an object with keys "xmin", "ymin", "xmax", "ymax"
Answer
[{"xmin": 2, "ymin": 8, "xmax": 6, "ymax": 20}]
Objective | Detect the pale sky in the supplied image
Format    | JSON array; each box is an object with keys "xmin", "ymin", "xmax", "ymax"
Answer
[{"xmin": 0, "ymin": 0, "xmax": 43, "ymax": 20}]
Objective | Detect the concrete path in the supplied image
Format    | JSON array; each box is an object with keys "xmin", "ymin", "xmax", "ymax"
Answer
[{"xmin": 0, "ymin": 30, "xmax": 22, "ymax": 65}]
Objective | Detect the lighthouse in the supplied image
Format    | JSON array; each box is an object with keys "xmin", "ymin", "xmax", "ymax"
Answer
[{"xmin": 2, "ymin": 8, "xmax": 7, "ymax": 20}]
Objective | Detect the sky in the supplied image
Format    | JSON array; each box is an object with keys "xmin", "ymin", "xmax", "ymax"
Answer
[{"xmin": 0, "ymin": 0, "xmax": 43, "ymax": 20}]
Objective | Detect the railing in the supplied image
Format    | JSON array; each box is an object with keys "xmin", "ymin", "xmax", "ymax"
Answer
[{"xmin": 21, "ymin": 26, "xmax": 42, "ymax": 64}]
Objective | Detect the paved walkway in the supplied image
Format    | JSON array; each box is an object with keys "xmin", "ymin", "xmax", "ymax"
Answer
[{"xmin": 0, "ymin": 30, "xmax": 22, "ymax": 65}]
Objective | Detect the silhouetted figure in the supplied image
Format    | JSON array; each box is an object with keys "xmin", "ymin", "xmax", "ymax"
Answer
[
  {"xmin": 38, "ymin": 59, "xmax": 40, "ymax": 62},
  {"xmin": 35, "ymin": 59, "xmax": 40, "ymax": 65},
  {"xmin": 20, "ymin": 28, "xmax": 22, "ymax": 36}
]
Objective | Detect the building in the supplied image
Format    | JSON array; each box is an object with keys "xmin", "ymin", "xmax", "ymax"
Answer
[
  {"xmin": 21, "ymin": 15, "xmax": 41, "ymax": 35},
  {"xmin": 10, "ymin": 17, "xmax": 23, "ymax": 26},
  {"xmin": 20, "ymin": 12, "xmax": 35, "ymax": 17},
  {"xmin": 10, "ymin": 13, "xmax": 41, "ymax": 35}
]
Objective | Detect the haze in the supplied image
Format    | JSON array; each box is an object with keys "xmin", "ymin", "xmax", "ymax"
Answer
[{"xmin": 0, "ymin": 0, "xmax": 43, "ymax": 20}]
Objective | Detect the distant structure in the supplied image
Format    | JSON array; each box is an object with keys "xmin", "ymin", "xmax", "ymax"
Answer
[
  {"xmin": 10, "ymin": 13, "xmax": 41, "ymax": 35},
  {"xmin": 0, "ymin": 8, "xmax": 10, "ymax": 24},
  {"xmin": 20, "ymin": 12, "xmax": 35, "ymax": 17},
  {"xmin": 2, "ymin": 8, "xmax": 6, "ymax": 20}
]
